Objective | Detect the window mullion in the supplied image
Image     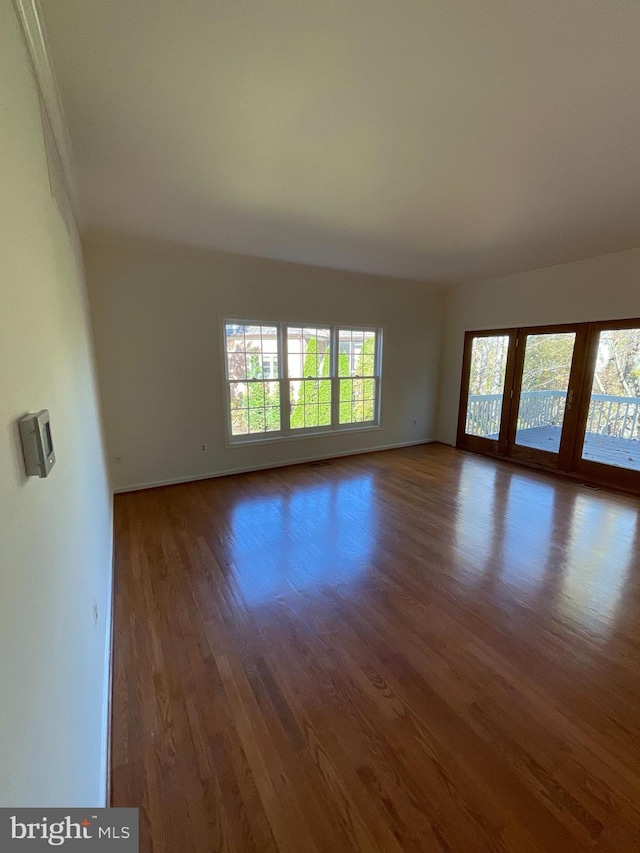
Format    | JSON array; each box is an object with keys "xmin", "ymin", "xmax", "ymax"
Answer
[{"xmin": 279, "ymin": 322, "xmax": 290, "ymax": 436}]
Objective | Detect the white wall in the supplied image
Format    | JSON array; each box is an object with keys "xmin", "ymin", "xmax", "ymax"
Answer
[
  {"xmin": 0, "ymin": 0, "xmax": 113, "ymax": 806},
  {"xmin": 437, "ymin": 249, "xmax": 640, "ymax": 444},
  {"xmin": 83, "ymin": 234, "xmax": 444, "ymax": 491}
]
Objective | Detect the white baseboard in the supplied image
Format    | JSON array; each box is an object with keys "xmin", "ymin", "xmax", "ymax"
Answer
[{"xmin": 113, "ymin": 438, "xmax": 436, "ymax": 494}]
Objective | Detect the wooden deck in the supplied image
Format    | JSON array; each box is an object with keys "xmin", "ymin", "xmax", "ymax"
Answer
[{"xmin": 513, "ymin": 426, "xmax": 640, "ymax": 471}]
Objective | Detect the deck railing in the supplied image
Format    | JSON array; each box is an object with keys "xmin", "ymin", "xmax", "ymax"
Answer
[{"xmin": 466, "ymin": 391, "xmax": 640, "ymax": 440}]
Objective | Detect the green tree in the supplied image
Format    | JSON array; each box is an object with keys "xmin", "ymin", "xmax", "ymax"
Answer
[
  {"xmin": 468, "ymin": 336, "xmax": 509, "ymax": 395},
  {"xmin": 290, "ymin": 338, "xmax": 331, "ymax": 429},
  {"xmin": 593, "ymin": 329, "xmax": 640, "ymax": 397},
  {"xmin": 339, "ymin": 350, "xmax": 352, "ymax": 423},
  {"xmin": 352, "ymin": 335, "xmax": 376, "ymax": 422},
  {"xmin": 318, "ymin": 346, "xmax": 331, "ymax": 425},
  {"xmin": 520, "ymin": 334, "xmax": 574, "ymax": 392},
  {"xmin": 229, "ymin": 335, "xmax": 280, "ymax": 435}
]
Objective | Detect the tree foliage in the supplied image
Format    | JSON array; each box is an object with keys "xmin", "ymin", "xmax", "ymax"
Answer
[
  {"xmin": 520, "ymin": 333, "xmax": 574, "ymax": 392},
  {"xmin": 469, "ymin": 329, "xmax": 640, "ymax": 399},
  {"xmin": 290, "ymin": 339, "xmax": 331, "ymax": 429},
  {"xmin": 593, "ymin": 329, "xmax": 640, "ymax": 397},
  {"xmin": 468, "ymin": 336, "xmax": 509, "ymax": 395},
  {"xmin": 228, "ymin": 337, "xmax": 280, "ymax": 434},
  {"xmin": 338, "ymin": 350, "xmax": 352, "ymax": 423},
  {"xmin": 228, "ymin": 328, "xmax": 380, "ymax": 434},
  {"xmin": 352, "ymin": 335, "xmax": 376, "ymax": 422}
]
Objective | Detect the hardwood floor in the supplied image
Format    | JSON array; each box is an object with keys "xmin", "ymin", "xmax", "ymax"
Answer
[{"xmin": 112, "ymin": 443, "xmax": 640, "ymax": 852}]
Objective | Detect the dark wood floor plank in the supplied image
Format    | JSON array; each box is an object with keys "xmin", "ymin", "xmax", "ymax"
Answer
[{"xmin": 111, "ymin": 444, "xmax": 640, "ymax": 851}]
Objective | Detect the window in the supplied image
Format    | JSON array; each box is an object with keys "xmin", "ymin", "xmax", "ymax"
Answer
[
  {"xmin": 338, "ymin": 329, "xmax": 377, "ymax": 425},
  {"xmin": 225, "ymin": 324, "xmax": 281, "ymax": 437},
  {"xmin": 224, "ymin": 321, "xmax": 382, "ymax": 442},
  {"xmin": 287, "ymin": 327, "xmax": 332, "ymax": 430}
]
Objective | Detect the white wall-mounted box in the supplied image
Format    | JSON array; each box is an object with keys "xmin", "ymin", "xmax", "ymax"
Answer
[{"xmin": 19, "ymin": 410, "xmax": 56, "ymax": 478}]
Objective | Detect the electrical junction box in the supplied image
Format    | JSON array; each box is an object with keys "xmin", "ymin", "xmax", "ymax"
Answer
[{"xmin": 19, "ymin": 410, "xmax": 56, "ymax": 478}]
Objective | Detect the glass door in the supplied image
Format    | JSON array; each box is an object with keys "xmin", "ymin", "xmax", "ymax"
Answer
[
  {"xmin": 457, "ymin": 332, "xmax": 515, "ymax": 455},
  {"xmin": 457, "ymin": 319, "xmax": 640, "ymax": 494},
  {"xmin": 572, "ymin": 323, "xmax": 640, "ymax": 490},
  {"xmin": 507, "ymin": 327, "xmax": 583, "ymax": 469}
]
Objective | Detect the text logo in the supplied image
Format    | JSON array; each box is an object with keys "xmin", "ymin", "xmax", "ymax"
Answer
[{"xmin": 1, "ymin": 809, "xmax": 138, "ymax": 850}]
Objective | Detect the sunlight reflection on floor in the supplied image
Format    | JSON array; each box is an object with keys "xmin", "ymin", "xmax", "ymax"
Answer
[
  {"xmin": 229, "ymin": 474, "xmax": 376, "ymax": 606},
  {"xmin": 454, "ymin": 457, "xmax": 637, "ymax": 638}
]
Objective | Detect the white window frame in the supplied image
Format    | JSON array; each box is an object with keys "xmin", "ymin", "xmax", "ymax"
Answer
[{"xmin": 222, "ymin": 318, "xmax": 383, "ymax": 445}]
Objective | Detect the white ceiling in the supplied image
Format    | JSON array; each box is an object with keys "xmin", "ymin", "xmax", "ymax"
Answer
[{"xmin": 41, "ymin": 0, "xmax": 640, "ymax": 283}]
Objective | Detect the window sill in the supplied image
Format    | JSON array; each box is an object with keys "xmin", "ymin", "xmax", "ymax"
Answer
[{"xmin": 228, "ymin": 423, "xmax": 382, "ymax": 448}]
